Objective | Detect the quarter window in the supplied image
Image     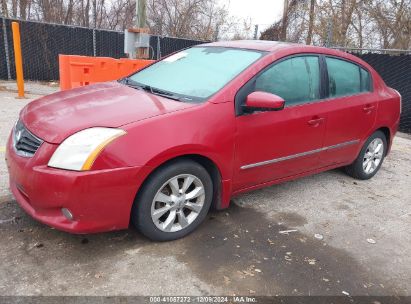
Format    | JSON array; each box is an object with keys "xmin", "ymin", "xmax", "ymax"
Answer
[
  {"xmin": 326, "ymin": 57, "xmax": 371, "ymax": 97},
  {"xmin": 360, "ymin": 67, "xmax": 371, "ymax": 92},
  {"xmin": 254, "ymin": 56, "xmax": 321, "ymax": 106}
]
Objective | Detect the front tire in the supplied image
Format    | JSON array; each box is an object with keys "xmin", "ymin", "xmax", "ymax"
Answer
[
  {"xmin": 345, "ymin": 130, "xmax": 387, "ymax": 180},
  {"xmin": 132, "ymin": 159, "xmax": 213, "ymax": 241}
]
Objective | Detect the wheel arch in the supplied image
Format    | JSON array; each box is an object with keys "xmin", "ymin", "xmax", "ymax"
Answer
[
  {"xmin": 362, "ymin": 126, "xmax": 392, "ymax": 155},
  {"xmin": 180, "ymin": 154, "xmax": 223, "ymax": 211},
  {"xmin": 374, "ymin": 126, "xmax": 391, "ymax": 155},
  {"xmin": 133, "ymin": 153, "xmax": 225, "ymax": 217}
]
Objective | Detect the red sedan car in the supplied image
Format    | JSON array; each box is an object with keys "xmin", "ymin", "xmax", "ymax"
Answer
[{"xmin": 6, "ymin": 41, "xmax": 401, "ymax": 241}]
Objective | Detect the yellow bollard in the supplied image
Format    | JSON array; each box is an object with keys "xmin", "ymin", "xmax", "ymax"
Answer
[{"xmin": 11, "ymin": 22, "xmax": 25, "ymax": 98}]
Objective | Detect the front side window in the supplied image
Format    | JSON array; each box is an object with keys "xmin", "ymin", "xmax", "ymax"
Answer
[
  {"xmin": 326, "ymin": 57, "xmax": 371, "ymax": 97},
  {"xmin": 129, "ymin": 47, "xmax": 264, "ymax": 102},
  {"xmin": 254, "ymin": 56, "xmax": 321, "ymax": 106}
]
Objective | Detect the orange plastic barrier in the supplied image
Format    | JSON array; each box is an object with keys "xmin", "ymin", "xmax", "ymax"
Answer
[{"xmin": 59, "ymin": 55, "xmax": 154, "ymax": 90}]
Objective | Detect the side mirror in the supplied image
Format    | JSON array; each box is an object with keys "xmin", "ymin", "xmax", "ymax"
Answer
[{"xmin": 245, "ymin": 91, "xmax": 285, "ymax": 111}]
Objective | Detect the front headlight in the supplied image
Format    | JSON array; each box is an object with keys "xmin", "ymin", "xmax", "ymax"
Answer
[{"xmin": 48, "ymin": 127, "xmax": 126, "ymax": 171}]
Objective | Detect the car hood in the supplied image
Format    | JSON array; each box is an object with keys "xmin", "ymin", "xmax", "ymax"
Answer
[{"xmin": 21, "ymin": 82, "xmax": 196, "ymax": 143}]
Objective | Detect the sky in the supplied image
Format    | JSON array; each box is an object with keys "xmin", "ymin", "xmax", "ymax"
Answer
[{"xmin": 220, "ymin": 0, "xmax": 285, "ymax": 33}]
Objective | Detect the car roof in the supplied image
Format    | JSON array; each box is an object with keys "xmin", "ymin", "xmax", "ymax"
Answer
[
  {"xmin": 200, "ymin": 40, "xmax": 369, "ymax": 68},
  {"xmin": 200, "ymin": 40, "xmax": 304, "ymax": 52},
  {"xmin": 201, "ymin": 40, "xmax": 352, "ymax": 56}
]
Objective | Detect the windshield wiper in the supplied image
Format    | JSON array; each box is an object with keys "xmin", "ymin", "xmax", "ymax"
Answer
[
  {"xmin": 141, "ymin": 85, "xmax": 183, "ymax": 101},
  {"xmin": 121, "ymin": 78, "xmax": 183, "ymax": 101}
]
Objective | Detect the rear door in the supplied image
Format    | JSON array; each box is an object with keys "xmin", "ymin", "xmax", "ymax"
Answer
[
  {"xmin": 318, "ymin": 56, "xmax": 377, "ymax": 166},
  {"xmin": 233, "ymin": 55, "xmax": 328, "ymax": 191}
]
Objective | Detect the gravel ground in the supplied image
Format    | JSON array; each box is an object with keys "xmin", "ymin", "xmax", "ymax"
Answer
[{"xmin": 0, "ymin": 81, "xmax": 410, "ymax": 296}]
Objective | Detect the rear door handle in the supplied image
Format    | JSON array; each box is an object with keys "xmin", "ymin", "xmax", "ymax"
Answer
[
  {"xmin": 307, "ymin": 117, "xmax": 325, "ymax": 127},
  {"xmin": 363, "ymin": 105, "xmax": 375, "ymax": 113}
]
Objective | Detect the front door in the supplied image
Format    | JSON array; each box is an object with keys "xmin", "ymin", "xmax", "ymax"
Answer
[{"xmin": 233, "ymin": 55, "xmax": 327, "ymax": 191}]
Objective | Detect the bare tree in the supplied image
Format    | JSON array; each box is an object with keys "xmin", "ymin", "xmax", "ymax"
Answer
[
  {"xmin": 10, "ymin": 0, "xmax": 16, "ymax": 17},
  {"xmin": 1, "ymin": 0, "xmax": 409, "ymax": 48},
  {"xmin": 1, "ymin": 0, "xmax": 9, "ymax": 16},
  {"xmin": 260, "ymin": 21, "xmax": 282, "ymax": 41},
  {"xmin": 280, "ymin": 0, "xmax": 289, "ymax": 41},
  {"xmin": 367, "ymin": 0, "xmax": 411, "ymax": 49},
  {"xmin": 262, "ymin": 0, "xmax": 308, "ymax": 42},
  {"xmin": 279, "ymin": 0, "xmax": 302, "ymax": 41},
  {"xmin": 145, "ymin": 0, "xmax": 231, "ymax": 40},
  {"xmin": 261, "ymin": 0, "xmax": 410, "ymax": 49},
  {"xmin": 306, "ymin": 0, "xmax": 315, "ymax": 44}
]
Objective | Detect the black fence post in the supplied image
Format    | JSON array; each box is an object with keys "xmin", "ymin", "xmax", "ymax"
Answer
[{"xmin": 1, "ymin": 17, "xmax": 11, "ymax": 80}]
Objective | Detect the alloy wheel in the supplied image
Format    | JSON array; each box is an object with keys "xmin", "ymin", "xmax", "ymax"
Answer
[
  {"xmin": 150, "ymin": 174, "xmax": 205, "ymax": 232},
  {"xmin": 363, "ymin": 138, "xmax": 384, "ymax": 174}
]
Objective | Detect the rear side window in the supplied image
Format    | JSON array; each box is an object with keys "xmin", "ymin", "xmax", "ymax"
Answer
[
  {"xmin": 254, "ymin": 56, "xmax": 320, "ymax": 106},
  {"xmin": 326, "ymin": 57, "xmax": 371, "ymax": 97}
]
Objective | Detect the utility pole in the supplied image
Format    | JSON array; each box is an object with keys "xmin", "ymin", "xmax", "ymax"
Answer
[
  {"xmin": 136, "ymin": 0, "xmax": 147, "ymax": 28},
  {"xmin": 124, "ymin": 0, "xmax": 149, "ymax": 59}
]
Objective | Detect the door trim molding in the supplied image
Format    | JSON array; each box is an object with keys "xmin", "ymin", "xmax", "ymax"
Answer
[{"xmin": 240, "ymin": 139, "xmax": 360, "ymax": 170}]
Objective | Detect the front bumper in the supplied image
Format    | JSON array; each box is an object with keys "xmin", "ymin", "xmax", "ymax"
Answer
[{"xmin": 5, "ymin": 135, "xmax": 148, "ymax": 234}]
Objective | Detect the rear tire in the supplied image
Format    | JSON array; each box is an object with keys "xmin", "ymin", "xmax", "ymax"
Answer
[
  {"xmin": 345, "ymin": 130, "xmax": 387, "ymax": 180},
  {"xmin": 132, "ymin": 159, "xmax": 213, "ymax": 241}
]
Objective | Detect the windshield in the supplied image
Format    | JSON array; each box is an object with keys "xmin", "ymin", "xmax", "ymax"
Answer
[{"xmin": 128, "ymin": 47, "xmax": 265, "ymax": 102}]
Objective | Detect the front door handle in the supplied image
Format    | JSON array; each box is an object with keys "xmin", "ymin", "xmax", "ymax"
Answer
[
  {"xmin": 307, "ymin": 117, "xmax": 325, "ymax": 127},
  {"xmin": 363, "ymin": 104, "xmax": 375, "ymax": 113}
]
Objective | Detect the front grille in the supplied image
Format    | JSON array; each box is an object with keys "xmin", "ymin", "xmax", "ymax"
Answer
[{"xmin": 13, "ymin": 120, "xmax": 43, "ymax": 157}]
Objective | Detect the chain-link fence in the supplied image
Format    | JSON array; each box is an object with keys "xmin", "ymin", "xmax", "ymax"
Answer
[
  {"xmin": 148, "ymin": 35, "xmax": 207, "ymax": 60},
  {"xmin": 333, "ymin": 47, "xmax": 411, "ymax": 134},
  {"xmin": 0, "ymin": 17, "xmax": 204, "ymax": 81},
  {"xmin": 1, "ymin": 18, "xmax": 410, "ymax": 134}
]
